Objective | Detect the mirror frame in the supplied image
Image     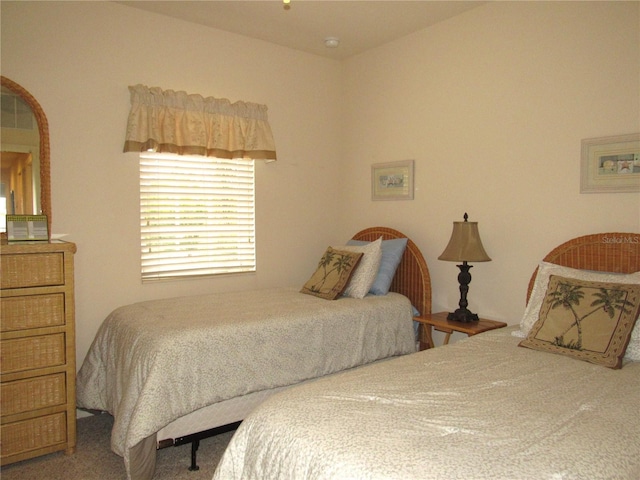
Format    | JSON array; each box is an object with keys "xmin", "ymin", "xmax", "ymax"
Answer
[{"xmin": 1, "ymin": 76, "xmax": 52, "ymax": 238}]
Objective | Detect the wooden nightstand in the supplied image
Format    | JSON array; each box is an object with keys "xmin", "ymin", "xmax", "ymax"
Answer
[{"xmin": 414, "ymin": 311, "xmax": 507, "ymax": 350}]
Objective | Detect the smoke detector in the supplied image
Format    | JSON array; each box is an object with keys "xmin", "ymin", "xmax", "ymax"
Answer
[{"xmin": 324, "ymin": 37, "xmax": 340, "ymax": 48}]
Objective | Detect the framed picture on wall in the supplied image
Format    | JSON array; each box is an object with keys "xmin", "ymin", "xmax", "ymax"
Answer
[
  {"xmin": 580, "ymin": 133, "xmax": 640, "ymax": 193},
  {"xmin": 371, "ymin": 160, "xmax": 414, "ymax": 201}
]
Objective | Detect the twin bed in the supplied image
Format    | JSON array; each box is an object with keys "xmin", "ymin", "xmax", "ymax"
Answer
[
  {"xmin": 213, "ymin": 232, "xmax": 640, "ymax": 479},
  {"xmin": 76, "ymin": 227, "xmax": 432, "ymax": 480},
  {"xmin": 77, "ymin": 229, "xmax": 640, "ymax": 480}
]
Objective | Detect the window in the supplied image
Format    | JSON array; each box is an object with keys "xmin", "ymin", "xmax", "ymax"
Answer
[
  {"xmin": 140, "ymin": 153, "xmax": 255, "ymax": 281},
  {"xmin": 1, "ymin": 90, "xmax": 35, "ymax": 130}
]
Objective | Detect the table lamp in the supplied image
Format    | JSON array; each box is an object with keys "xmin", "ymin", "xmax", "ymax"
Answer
[{"xmin": 438, "ymin": 213, "xmax": 491, "ymax": 322}]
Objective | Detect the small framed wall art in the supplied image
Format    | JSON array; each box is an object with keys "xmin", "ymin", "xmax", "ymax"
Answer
[
  {"xmin": 6, "ymin": 214, "xmax": 49, "ymax": 241},
  {"xmin": 371, "ymin": 160, "xmax": 414, "ymax": 201},
  {"xmin": 580, "ymin": 133, "xmax": 640, "ymax": 193}
]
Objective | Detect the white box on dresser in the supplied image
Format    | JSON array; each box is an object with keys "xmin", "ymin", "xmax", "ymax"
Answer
[{"xmin": 0, "ymin": 240, "xmax": 77, "ymax": 465}]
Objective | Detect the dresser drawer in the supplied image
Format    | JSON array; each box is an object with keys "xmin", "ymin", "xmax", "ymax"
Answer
[
  {"xmin": 0, "ymin": 333, "xmax": 65, "ymax": 374},
  {"xmin": 0, "ymin": 412, "xmax": 67, "ymax": 459},
  {"xmin": 1, "ymin": 294, "xmax": 65, "ymax": 332},
  {"xmin": 1, "ymin": 253, "xmax": 64, "ymax": 289},
  {"xmin": 1, "ymin": 373, "xmax": 67, "ymax": 417}
]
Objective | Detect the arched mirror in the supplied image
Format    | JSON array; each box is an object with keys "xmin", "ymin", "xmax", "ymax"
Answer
[{"xmin": 1, "ymin": 76, "xmax": 51, "ymax": 238}]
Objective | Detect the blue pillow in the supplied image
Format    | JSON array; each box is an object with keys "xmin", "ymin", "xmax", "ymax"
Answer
[{"xmin": 347, "ymin": 237, "xmax": 408, "ymax": 295}]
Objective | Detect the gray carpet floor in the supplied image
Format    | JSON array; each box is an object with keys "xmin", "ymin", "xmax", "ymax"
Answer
[{"xmin": 1, "ymin": 413, "xmax": 234, "ymax": 480}]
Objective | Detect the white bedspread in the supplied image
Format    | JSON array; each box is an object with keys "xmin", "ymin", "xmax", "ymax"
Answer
[
  {"xmin": 76, "ymin": 288, "xmax": 415, "ymax": 478},
  {"xmin": 213, "ymin": 326, "xmax": 640, "ymax": 480}
]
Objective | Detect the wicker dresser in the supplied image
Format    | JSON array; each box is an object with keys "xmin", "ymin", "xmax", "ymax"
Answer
[{"xmin": 0, "ymin": 240, "xmax": 77, "ymax": 465}]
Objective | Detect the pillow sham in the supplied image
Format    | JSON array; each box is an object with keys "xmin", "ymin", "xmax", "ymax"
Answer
[
  {"xmin": 300, "ymin": 247, "xmax": 363, "ymax": 300},
  {"xmin": 347, "ymin": 237, "xmax": 408, "ymax": 295},
  {"xmin": 519, "ymin": 275, "xmax": 640, "ymax": 369},
  {"xmin": 516, "ymin": 262, "xmax": 640, "ymax": 362},
  {"xmin": 334, "ymin": 237, "xmax": 383, "ymax": 299},
  {"xmin": 624, "ymin": 311, "xmax": 640, "ymax": 361}
]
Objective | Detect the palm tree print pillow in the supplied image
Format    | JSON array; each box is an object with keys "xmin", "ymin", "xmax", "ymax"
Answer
[
  {"xmin": 520, "ymin": 275, "xmax": 640, "ymax": 369},
  {"xmin": 300, "ymin": 247, "xmax": 363, "ymax": 300}
]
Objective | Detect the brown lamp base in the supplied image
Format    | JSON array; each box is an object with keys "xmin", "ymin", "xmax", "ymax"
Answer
[{"xmin": 447, "ymin": 308, "xmax": 479, "ymax": 323}]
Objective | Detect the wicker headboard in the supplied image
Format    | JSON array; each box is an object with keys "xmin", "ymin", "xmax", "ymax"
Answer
[
  {"xmin": 351, "ymin": 227, "xmax": 432, "ymax": 317},
  {"xmin": 527, "ymin": 232, "xmax": 640, "ymax": 302}
]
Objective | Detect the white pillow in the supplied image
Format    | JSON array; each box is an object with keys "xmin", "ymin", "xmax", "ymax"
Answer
[
  {"xmin": 333, "ymin": 237, "xmax": 382, "ymax": 299},
  {"xmin": 514, "ymin": 261, "xmax": 640, "ymax": 361}
]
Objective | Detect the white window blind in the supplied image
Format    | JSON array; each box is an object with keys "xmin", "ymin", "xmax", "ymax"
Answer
[{"xmin": 140, "ymin": 153, "xmax": 255, "ymax": 281}]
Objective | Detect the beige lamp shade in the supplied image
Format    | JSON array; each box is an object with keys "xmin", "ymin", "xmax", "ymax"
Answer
[{"xmin": 438, "ymin": 215, "xmax": 491, "ymax": 263}]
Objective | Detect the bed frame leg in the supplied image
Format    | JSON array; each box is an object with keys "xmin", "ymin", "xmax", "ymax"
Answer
[
  {"xmin": 188, "ymin": 440, "xmax": 200, "ymax": 471},
  {"xmin": 173, "ymin": 420, "xmax": 241, "ymax": 472}
]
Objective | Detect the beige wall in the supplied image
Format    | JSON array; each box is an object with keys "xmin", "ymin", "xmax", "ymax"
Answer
[
  {"xmin": 2, "ymin": 1, "xmax": 639, "ymax": 359},
  {"xmin": 339, "ymin": 1, "xmax": 640, "ymax": 342},
  {"xmin": 1, "ymin": 1, "xmax": 346, "ymax": 366}
]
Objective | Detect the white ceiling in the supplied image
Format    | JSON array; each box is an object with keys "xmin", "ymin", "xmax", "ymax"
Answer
[{"xmin": 116, "ymin": 1, "xmax": 485, "ymax": 59}]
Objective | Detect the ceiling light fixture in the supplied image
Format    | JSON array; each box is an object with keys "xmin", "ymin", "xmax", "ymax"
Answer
[
  {"xmin": 324, "ymin": 37, "xmax": 340, "ymax": 48},
  {"xmin": 283, "ymin": 0, "xmax": 291, "ymax": 10}
]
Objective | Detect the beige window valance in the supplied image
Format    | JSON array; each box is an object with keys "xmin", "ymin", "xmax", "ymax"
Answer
[{"xmin": 123, "ymin": 84, "xmax": 277, "ymax": 161}]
